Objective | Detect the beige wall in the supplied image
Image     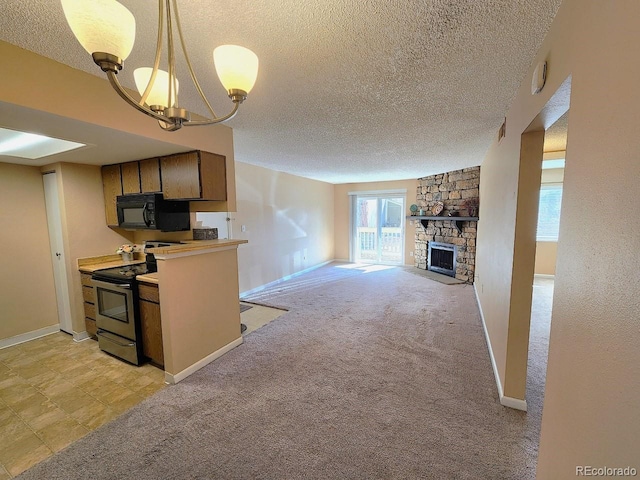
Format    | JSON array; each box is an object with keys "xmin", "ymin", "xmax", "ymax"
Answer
[
  {"xmin": 476, "ymin": 0, "xmax": 640, "ymax": 474},
  {"xmin": 234, "ymin": 162, "xmax": 335, "ymax": 294},
  {"xmin": 534, "ymin": 167, "xmax": 564, "ymax": 275},
  {"xmin": 0, "ymin": 163, "xmax": 59, "ymax": 340},
  {"xmin": 334, "ymin": 180, "xmax": 418, "ymax": 265},
  {"xmin": 533, "ymin": 242, "xmax": 557, "ymax": 276}
]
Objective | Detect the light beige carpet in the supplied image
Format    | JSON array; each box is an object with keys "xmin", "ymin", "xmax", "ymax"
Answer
[
  {"xmin": 17, "ymin": 262, "xmax": 546, "ymax": 479},
  {"xmin": 402, "ymin": 265, "xmax": 466, "ymax": 284}
]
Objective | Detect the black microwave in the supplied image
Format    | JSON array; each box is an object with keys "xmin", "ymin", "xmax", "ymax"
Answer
[{"xmin": 116, "ymin": 194, "xmax": 190, "ymax": 231}]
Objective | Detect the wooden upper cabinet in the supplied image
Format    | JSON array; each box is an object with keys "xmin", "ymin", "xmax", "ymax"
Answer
[
  {"xmin": 140, "ymin": 158, "xmax": 162, "ymax": 193},
  {"xmin": 199, "ymin": 151, "xmax": 227, "ymax": 201},
  {"xmin": 161, "ymin": 151, "xmax": 226, "ymax": 201},
  {"xmin": 101, "ymin": 164, "xmax": 122, "ymax": 226},
  {"xmin": 121, "ymin": 162, "xmax": 141, "ymax": 194},
  {"xmin": 161, "ymin": 152, "xmax": 201, "ymax": 199}
]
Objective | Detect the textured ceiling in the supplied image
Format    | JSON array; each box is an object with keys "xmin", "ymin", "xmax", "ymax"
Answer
[{"xmin": 0, "ymin": 0, "xmax": 563, "ymax": 183}]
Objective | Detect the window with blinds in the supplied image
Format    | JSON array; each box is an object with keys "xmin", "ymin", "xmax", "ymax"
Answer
[{"xmin": 537, "ymin": 183, "xmax": 563, "ymax": 241}]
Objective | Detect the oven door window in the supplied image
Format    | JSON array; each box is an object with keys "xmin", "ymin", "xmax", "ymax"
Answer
[{"xmin": 97, "ymin": 288, "xmax": 129, "ymax": 323}]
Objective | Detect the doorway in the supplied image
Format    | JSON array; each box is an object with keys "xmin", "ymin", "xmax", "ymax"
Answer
[
  {"xmin": 526, "ymin": 114, "xmax": 567, "ymax": 414},
  {"xmin": 502, "ymin": 76, "xmax": 571, "ymax": 410},
  {"xmin": 43, "ymin": 172, "xmax": 73, "ymax": 334},
  {"xmin": 351, "ymin": 193, "xmax": 405, "ymax": 265}
]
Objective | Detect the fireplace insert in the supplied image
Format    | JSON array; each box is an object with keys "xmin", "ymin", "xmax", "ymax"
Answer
[{"xmin": 427, "ymin": 241, "xmax": 457, "ymax": 278}]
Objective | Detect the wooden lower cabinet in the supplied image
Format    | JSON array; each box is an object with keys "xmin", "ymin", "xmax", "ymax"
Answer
[
  {"xmin": 138, "ymin": 282, "xmax": 164, "ymax": 367},
  {"xmin": 80, "ymin": 273, "xmax": 97, "ymax": 340}
]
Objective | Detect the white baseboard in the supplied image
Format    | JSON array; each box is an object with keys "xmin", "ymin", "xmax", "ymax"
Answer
[
  {"xmin": 534, "ymin": 274, "xmax": 555, "ymax": 279},
  {"xmin": 240, "ymin": 260, "xmax": 334, "ymax": 298},
  {"xmin": 473, "ymin": 284, "xmax": 528, "ymax": 412},
  {"xmin": 0, "ymin": 325, "xmax": 60, "ymax": 350},
  {"xmin": 500, "ymin": 395, "xmax": 528, "ymax": 411},
  {"xmin": 73, "ymin": 331, "xmax": 91, "ymax": 342},
  {"xmin": 164, "ymin": 336, "xmax": 244, "ymax": 384}
]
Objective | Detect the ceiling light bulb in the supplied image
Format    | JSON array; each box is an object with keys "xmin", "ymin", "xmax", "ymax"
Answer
[
  {"xmin": 213, "ymin": 45, "xmax": 259, "ymax": 94},
  {"xmin": 61, "ymin": 0, "xmax": 136, "ymax": 60},
  {"xmin": 134, "ymin": 68, "xmax": 179, "ymax": 108}
]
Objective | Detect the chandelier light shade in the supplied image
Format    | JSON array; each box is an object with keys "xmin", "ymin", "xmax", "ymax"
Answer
[
  {"xmin": 214, "ymin": 45, "xmax": 259, "ymax": 94},
  {"xmin": 133, "ymin": 68, "xmax": 178, "ymax": 109},
  {"xmin": 61, "ymin": 0, "xmax": 135, "ymax": 61},
  {"xmin": 60, "ymin": 0, "xmax": 258, "ymax": 131}
]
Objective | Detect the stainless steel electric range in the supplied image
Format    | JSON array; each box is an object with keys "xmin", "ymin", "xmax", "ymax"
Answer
[{"xmin": 91, "ymin": 241, "xmax": 180, "ymax": 365}]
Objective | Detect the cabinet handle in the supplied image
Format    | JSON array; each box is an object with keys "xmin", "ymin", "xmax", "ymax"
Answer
[{"xmin": 142, "ymin": 202, "xmax": 151, "ymax": 227}]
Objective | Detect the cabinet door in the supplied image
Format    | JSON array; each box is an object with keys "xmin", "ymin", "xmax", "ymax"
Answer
[
  {"xmin": 101, "ymin": 164, "xmax": 122, "ymax": 226},
  {"xmin": 161, "ymin": 152, "xmax": 201, "ymax": 199},
  {"xmin": 199, "ymin": 151, "xmax": 227, "ymax": 201},
  {"xmin": 85, "ymin": 318, "xmax": 97, "ymax": 338},
  {"xmin": 140, "ymin": 299, "xmax": 164, "ymax": 366},
  {"xmin": 140, "ymin": 158, "xmax": 161, "ymax": 193},
  {"xmin": 121, "ymin": 162, "xmax": 141, "ymax": 194}
]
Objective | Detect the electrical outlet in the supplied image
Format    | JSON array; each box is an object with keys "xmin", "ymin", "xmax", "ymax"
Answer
[
  {"xmin": 241, "ymin": 225, "xmax": 246, "ymax": 232},
  {"xmin": 409, "ymin": 251, "xmax": 414, "ymax": 257}
]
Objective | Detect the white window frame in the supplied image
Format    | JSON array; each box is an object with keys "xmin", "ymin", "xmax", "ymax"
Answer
[{"xmin": 536, "ymin": 183, "xmax": 563, "ymax": 242}]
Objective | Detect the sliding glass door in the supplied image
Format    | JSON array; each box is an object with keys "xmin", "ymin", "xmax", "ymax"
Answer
[{"xmin": 352, "ymin": 194, "xmax": 405, "ymax": 265}]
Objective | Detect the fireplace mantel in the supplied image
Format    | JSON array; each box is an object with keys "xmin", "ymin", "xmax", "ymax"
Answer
[{"xmin": 406, "ymin": 215, "xmax": 479, "ymax": 233}]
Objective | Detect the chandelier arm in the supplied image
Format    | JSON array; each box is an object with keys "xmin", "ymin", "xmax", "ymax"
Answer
[
  {"xmin": 159, "ymin": 120, "xmax": 183, "ymax": 132},
  {"xmin": 183, "ymin": 102, "xmax": 240, "ymax": 126},
  {"xmin": 139, "ymin": 0, "xmax": 165, "ymax": 106},
  {"xmin": 172, "ymin": 0, "xmax": 218, "ymax": 118},
  {"xmin": 106, "ymin": 71, "xmax": 175, "ymax": 125},
  {"xmin": 165, "ymin": 0, "xmax": 178, "ymax": 108}
]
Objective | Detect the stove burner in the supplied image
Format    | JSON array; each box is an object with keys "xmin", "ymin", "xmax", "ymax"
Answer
[{"xmin": 92, "ymin": 262, "xmax": 156, "ymax": 283}]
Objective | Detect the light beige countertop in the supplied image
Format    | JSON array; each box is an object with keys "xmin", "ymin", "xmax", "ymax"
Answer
[
  {"xmin": 78, "ymin": 255, "xmax": 145, "ymax": 273},
  {"xmin": 136, "ymin": 272, "xmax": 159, "ymax": 285},
  {"xmin": 146, "ymin": 239, "xmax": 248, "ymax": 255}
]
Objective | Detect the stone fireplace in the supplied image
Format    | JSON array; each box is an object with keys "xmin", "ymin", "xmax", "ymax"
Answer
[{"xmin": 413, "ymin": 166, "xmax": 480, "ymax": 283}]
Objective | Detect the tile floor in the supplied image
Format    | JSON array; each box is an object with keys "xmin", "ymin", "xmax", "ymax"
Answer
[
  {"xmin": 0, "ymin": 333, "xmax": 165, "ymax": 478},
  {"xmin": 0, "ymin": 303, "xmax": 286, "ymax": 478},
  {"xmin": 240, "ymin": 302, "xmax": 287, "ymax": 335}
]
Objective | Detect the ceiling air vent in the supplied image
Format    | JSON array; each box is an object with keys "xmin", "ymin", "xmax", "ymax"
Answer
[{"xmin": 498, "ymin": 118, "xmax": 507, "ymax": 142}]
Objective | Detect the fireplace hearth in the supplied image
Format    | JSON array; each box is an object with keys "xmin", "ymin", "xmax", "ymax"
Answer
[{"xmin": 428, "ymin": 242, "xmax": 457, "ymax": 278}]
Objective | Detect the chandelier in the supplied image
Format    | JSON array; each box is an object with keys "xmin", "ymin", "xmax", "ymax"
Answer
[{"xmin": 61, "ymin": 0, "xmax": 259, "ymax": 131}]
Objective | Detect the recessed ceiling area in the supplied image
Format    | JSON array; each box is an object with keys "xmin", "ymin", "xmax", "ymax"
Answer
[
  {"xmin": 0, "ymin": 0, "xmax": 564, "ymax": 183},
  {"xmin": 0, "ymin": 102, "xmax": 190, "ymax": 167},
  {"xmin": 0, "ymin": 127, "xmax": 85, "ymax": 160}
]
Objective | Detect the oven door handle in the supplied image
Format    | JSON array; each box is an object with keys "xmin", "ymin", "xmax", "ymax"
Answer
[
  {"xmin": 91, "ymin": 279, "xmax": 132, "ymax": 290},
  {"xmin": 96, "ymin": 330, "xmax": 135, "ymax": 347}
]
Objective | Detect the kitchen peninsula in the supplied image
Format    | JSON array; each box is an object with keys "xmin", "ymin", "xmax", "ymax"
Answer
[
  {"xmin": 79, "ymin": 239, "xmax": 247, "ymax": 384},
  {"xmin": 149, "ymin": 239, "xmax": 248, "ymax": 384}
]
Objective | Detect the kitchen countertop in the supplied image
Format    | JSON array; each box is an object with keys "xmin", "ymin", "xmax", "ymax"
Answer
[
  {"xmin": 136, "ymin": 272, "xmax": 159, "ymax": 285},
  {"xmin": 146, "ymin": 239, "xmax": 248, "ymax": 255},
  {"xmin": 78, "ymin": 240, "xmax": 247, "ymax": 276},
  {"xmin": 78, "ymin": 258, "xmax": 145, "ymax": 273}
]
